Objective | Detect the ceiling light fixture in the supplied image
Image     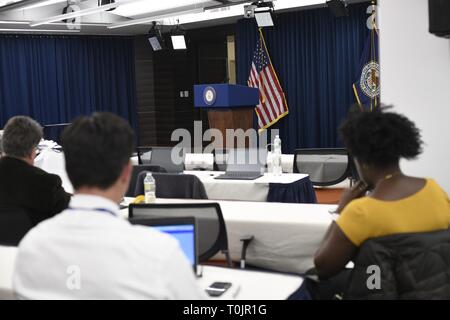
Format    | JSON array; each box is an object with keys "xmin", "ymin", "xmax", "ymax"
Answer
[
  {"xmin": 108, "ymin": 5, "xmax": 204, "ymax": 29},
  {"xmin": 148, "ymin": 21, "xmax": 165, "ymax": 51},
  {"xmin": 0, "ymin": 28, "xmax": 80, "ymax": 33},
  {"xmin": 251, "ymin": 1, "xmax": 275, "ymax": 27},
  {"xmin": 29, "ymin": 0, "xmax": 135, "ymax": 27},
  {"xmin": 170, "ymin": 20, "xmax": 186, "ymax": 50}
]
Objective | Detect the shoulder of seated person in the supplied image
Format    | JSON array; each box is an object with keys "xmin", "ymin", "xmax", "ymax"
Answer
[
  {"xmin": 424, "ymin": 177, "xmax": 442, "ymax": 189},
  {"xmin": 29, "ymin": 166, "xmax": 62, "ymax": 183},
  {"xmin": 341, "ymin": 197, "xmax": 371, "ymax": 215}
]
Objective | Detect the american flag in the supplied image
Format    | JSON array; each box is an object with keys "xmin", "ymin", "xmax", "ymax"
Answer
[{"xmin": 248, "ymin": 31, "xmax": 288, "ymax": 130}]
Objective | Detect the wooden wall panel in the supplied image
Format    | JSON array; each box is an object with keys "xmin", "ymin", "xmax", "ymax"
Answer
[{"xmin": 133, "ymin": 24, "xmax": 236, "ymax": 149}]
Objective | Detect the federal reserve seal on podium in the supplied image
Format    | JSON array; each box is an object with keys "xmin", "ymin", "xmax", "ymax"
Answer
[{"xmin": 203, "ymin": 86, "xmax": 217, "ymax": 106}]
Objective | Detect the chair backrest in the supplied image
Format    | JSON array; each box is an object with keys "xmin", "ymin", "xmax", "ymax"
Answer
[
  {"xmin": 136, "ymin": 146, "xmax": 152, "ymax": 165},
  {"xmin": 125, "ymin": 165, "xmax": 167, "ymax": 197},
  {"xmin": 0, "ymin": 131, "xmax": 3, "ymax": 157},
  {"xmin": 293, "ymin": 148, "xmax": 351, "ymax": 186},
  {"xmin": 134, "ymin": 172, "xmax": 208, "ymax": 199},
  {"xmin": 345, "ymin": 229, "xmax": 450, "ymax": 300},
  {"xmin": 129, "ymin": 203, "xmax": 229, "ymax": 263},
  {"xmin": 43, "ymin": 123, "xmax": 70, "ymax": 144},
  {"xmin": 138, "ymin": 146, "xmax": 185, "ymax": 173},
  {"xmin": 0, "ymin": 207, "xmax": 33, "ymax": 246},
  {"xmin": 213, "ymin": 148, "xmax": 229, "ymax": 171}
]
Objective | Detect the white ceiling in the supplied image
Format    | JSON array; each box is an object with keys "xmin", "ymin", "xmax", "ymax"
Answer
[{"xmin": 0, "ymin": 0, "xmax": 367, "ymax": 35}]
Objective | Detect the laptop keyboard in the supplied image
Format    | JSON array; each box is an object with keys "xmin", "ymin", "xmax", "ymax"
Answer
[{"xmin": 215, "ymin": 171, "xmax": 263, "ymax": 180}]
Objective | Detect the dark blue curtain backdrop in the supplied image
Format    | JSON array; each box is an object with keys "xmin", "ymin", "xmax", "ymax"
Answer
[
  {"xmin": 236, "ymin": 3, "xmax": 371, "ymax": 153},
  {"xmin": 0, "ymin": 35, "xmax": 137, "ymax": 140}
]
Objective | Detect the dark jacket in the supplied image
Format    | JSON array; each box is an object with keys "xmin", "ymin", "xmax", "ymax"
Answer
[
  {"xmin": 345, "ymin": 228, "xmax": 450, "ymax": 299},
  {"xmin": 0, "ymin": 156, "xmax": 71, "ymax": 225}
]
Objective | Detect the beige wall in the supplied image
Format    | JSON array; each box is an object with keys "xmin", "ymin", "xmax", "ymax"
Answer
[{"xmin": 379, "ymin": 0, "xmax": 450, "ymax": 193}]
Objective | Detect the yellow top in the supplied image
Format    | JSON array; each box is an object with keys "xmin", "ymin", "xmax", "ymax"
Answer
[{"xmin": 336, "ymin": 179, "xmax": 450, "ymax": 246}]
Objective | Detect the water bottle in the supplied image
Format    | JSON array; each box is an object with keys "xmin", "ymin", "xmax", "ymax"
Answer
[
  {"xmin": 143, "ymin": 172, "xmax": 156, "ymax": 204},
  {"xmin": 273, "ymin": 135, "xmax": 282, "ymax": 176},
  {"xmin": 267, "ymin": 151, "xmax": 274, "ymax": 174}
]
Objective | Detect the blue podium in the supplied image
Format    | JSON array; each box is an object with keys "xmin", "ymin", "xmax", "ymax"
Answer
[{"xmin": 194, "ymin": 84, "xmax": 259, "ymax": 147}]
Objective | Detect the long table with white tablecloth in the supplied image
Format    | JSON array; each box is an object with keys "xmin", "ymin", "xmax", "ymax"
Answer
[
  {"xmin": 184, "ymin": 171, "xmax": 317, "ymax": 203},
  {"xmin": 34, "ymin": 149, "xmax": 316, "ymax": 203},
  {"xmin": 121, "ymin": 198, "xmax": 335, "ymax": 274}
]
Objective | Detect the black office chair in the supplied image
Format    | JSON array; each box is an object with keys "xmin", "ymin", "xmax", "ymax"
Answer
[
  {"xmin": 128, "ymin": 203, "xmax": 232, "ymax": 266},
  {"xmin": 136, "ymin": 146, "xmax": 185, "ymax": 173},
  {"xmin": 213, "ymin": 148, "xmax": 229, "ymax": 171},
  {"xmin": 125, "ymin": 165, "xmax": 167, "ymax": 197},
  {"xmin": 136, "ymin": 146, "xmax": 152, "ymax": 165},
  {"xmin": 0, "ymin": 207, "xmax": 33, "ymax": 246},
  {"xmin": 345, "ymin": 229, "xmax": 450, "ymax": 299},
  {"xmin": 133, "ymin": 172, "xmax": 208, "ymax": 199},
  {"xmin": 43, "ymin": 123, "xmax": 70, "ymax": 144},
  {"xmin": 293, "ymin": 148, "xmax": 354, "ymax": 187},
  {"xmin": 0, "ymin": 133, "xmax": 3, "ymax": 157}
]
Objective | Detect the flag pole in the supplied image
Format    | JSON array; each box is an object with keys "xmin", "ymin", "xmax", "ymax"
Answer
[{"xmin": 370, "ymin": 0, "xmax": 377, "ymax": 111}]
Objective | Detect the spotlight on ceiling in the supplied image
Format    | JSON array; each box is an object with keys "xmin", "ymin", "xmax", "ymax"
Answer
[
  {"xmin": 255, "ymin": 11, "xmax": 274, "ymax": 27},
  {"xmin": 245, "ymin": 1, "xmax": 275, "ymax": 28},
  {"xmin": 148, "ymin": 21, "xmax": 165, "ymax": 52},
  {"xmin": 326, "ymin": 0, "xmax": 349, "ymax": 18},
  {"xmin": 243, "ymin": 4, "xmax": 257, "ymax": 18},
  {"xmin": 170, "ymin": 23, "xmax": 187, "ymax": 50}
]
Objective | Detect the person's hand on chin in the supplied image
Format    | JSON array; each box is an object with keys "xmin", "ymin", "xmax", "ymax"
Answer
[{"xmin": 335, "ymin": 181, "xmax": 370, "ymax": 214}]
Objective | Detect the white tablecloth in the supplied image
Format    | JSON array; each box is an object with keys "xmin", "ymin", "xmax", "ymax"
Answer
[
  {"xmin": 34, "ymin": 149, "xmax": 74, "ymax": 194},
  {"xmin": 184, "ymin": 171, "xmax": 310, "ymax": 202},
  {"xmin": 122, "ymin": 198, "xmax": 335, "ymax": 274},
  {"xmin": 198, "ymin": 266, "xmax": 302, "ymax": 300},
  {"xmin": 33, "ymin": 151, "xmax": 302, "ymax": 202},
  {"xmin": 35, "ymin": 151, "xmax": 141, "ymax": 194}
]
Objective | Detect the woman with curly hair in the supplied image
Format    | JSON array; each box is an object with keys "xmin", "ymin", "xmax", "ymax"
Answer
[{"xmin": 296, "ymin": 109, "xmax": 450, "ymax": 299}]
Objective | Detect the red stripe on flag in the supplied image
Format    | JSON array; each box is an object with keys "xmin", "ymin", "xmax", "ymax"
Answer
[
  {"xmin": 262, "ymin": 68, "xmax": 282, "ymax": 117},
  {"xmin": 260, "ymin": 70, "xmax": 279, "ymax": 119},
  {"xmin": 267, "ymin": 66, "xmax": 286, "ymax": 113},
  {"xmin": 257, "ymin": 77, "xmax": 276, "ymax": 121}
]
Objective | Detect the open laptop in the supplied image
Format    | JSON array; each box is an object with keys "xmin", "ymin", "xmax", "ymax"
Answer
[
  {"xmin": 129, "ymin": 217, "xmax": 198, "ymax": 273},
  {"xmin": 215, "ymin": 148, "xmax": 264, "ymax": 180}
]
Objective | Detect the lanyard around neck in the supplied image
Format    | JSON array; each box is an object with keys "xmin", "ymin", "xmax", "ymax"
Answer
[{"xmin": 68, "ymin": 207, "xmax": 118, "ymax": 217}]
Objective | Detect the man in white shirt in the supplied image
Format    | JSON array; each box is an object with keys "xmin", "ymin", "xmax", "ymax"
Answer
[{"xmin": 13, "ymin": 112, "xmax": 206, "ymax": 300}]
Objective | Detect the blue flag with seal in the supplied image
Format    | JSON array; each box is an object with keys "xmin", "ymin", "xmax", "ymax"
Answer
[{"xmin": 353, "ymin": 19, "xmax": 380, "ymax": 111}]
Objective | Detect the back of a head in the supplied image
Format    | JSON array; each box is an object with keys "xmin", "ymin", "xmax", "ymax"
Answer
[
  {"xmin": 339, "ymin": 109, "xmax": 423, "ymax": 167},
  {"xmin": 2, "ymin": 116, "xmax": 43, "ymax": 158},
  {"xmin": 61, "ymin": 112, "xmax": 134, "ymax": 190}
]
